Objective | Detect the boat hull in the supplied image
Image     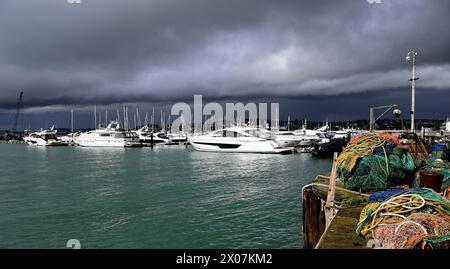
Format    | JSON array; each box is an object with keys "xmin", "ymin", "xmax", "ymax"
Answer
[
  {"xmin": 75, "ymin": 138, "xmax": 142, "ymax": 148},
  {"xmin": 23, "ymin": 137, "xmax": 64, "ymax": 146},
  {"xmin": 189, "ymin": 140, "xmax": 293, "ymax": 154}
]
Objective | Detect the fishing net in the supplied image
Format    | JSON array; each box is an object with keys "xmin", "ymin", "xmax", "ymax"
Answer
[
  {"xmin": 431, "ymin": 144, "xmax": 447, "ymax": 159},
  {"xmin": 344, "ymin": 152, "xmax": 415, "ymax": 192},
  {"xmin": 368, "ymin": 188, "xmax": 420, "ymax": 203},
  {"xmin": 337, "ymin": 132, "xmax": 418, "ymax": 192},
  {"xmin": 372, "ymin": 213, "xmax": 450, "ymax": 249},
  {"xmin": 345, "ymin": 155, "xmax": 388, "ymax": 191},
  {"xmin": 422, "ymin": 234, "xmax": 450, "ymax": 249},
  {"xmin": 356, "ymin": 188, "xmax": 450, "ymax": 247},
  {"xmin": 397, "ymin": 133, "xmax": 429, "ymax": 167},
  {"xmin": 337, "ymin": 132, "xmax": 396, "ymax": 174},
  {"xmin": 372, "ymin": 142, "xmax": 396, "ymax": 156}
]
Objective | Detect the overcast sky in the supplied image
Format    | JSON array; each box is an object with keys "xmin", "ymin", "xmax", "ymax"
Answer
[{"xmin": 0, "ymin": 0, "xmax": 449, "ymax": 129}]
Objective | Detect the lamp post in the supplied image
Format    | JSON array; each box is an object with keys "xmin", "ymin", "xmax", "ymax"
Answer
[
  {"xmin": 369, "ymin": 104, "xmax": 402, "ymax": 131},
  {"xmin": 406, "ymin": 51, "xmax": 419, "ymax": 132}
]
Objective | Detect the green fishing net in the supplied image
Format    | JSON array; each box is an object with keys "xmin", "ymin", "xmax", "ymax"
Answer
[{"xmin": 344, "ymin": 152, "xmax": 416, "ymax": 192}]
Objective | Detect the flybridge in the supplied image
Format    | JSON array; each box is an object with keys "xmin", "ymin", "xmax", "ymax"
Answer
[{"xmin": 169, "ymin": 95, "xmax": 280, "ymax": 134}]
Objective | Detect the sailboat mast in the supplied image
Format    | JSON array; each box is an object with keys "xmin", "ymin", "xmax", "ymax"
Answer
[
  {"xmin": 94, "ymin": 105, "xmax": 97, "ymax": 129},
  {"xmin": 123, "ymin": 107, "xmax": 126, "ymax": 130},
  {"xmin": 288, "ymin": 116, "xmax": 290, "ymax": 131},
  {"xmin": 71, "ymin": 109, "xmax": 74, "ymax": 139},
  {"xmin": 125, "ymin": 107, "xmax": 127, "ymax": 131},
  {"xmin": 136, "ymin": 108, "xmax": 141, "ymax": 128},
  {"xmin": 160, "ymin": 109, "xmax": 163, "ymax": 132},
  {"xmin": 168, "ymin": 114, "xmax": 171, "ymax": 134},
  {"xmin": 152, "ymin": 107, "xmax": 155, "ymax": 131}
]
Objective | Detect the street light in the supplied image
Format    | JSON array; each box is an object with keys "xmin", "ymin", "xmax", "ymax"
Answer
[
  {"xmin": 406, "ymin": 51, "xmax": 419, "ymax": 132},
  {"xmin": 369, "ymin": 104, "xmax": 402, "ymax": 131}
]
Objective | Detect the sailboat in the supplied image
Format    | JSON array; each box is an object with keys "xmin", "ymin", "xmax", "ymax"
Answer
[{"xmin": 60, "ymin": 109, "xmax": 80, "ymax": 144}]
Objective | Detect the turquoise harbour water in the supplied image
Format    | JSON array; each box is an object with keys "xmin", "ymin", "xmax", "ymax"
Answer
[{"xmin": 0, "ymin": 144, "xmax": 331, "ymax": 249}]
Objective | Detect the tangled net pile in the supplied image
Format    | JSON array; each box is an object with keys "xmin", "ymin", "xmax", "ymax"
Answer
[
  {"xmin": 337, "ymin": 132, "xmax": 397, "ymax": 172},
  {"xmin": 357, "ymin": 188, "xmax": 450, "ymax": 249},
  {"xmin": 337, "ymin": 132, "xmax": 416, "ymax": 192}
]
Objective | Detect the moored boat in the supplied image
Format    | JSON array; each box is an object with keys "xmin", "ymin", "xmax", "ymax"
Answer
[
  {"xmin": 188, "ymin": 127, "xmax": 293, "ymax": 154},
  {"xmin": 23, "ymin": 126, "xmax": 65, "ymax": 146},
  {"xmin": 75, "ymin": 121, "xmax": 142, "ymax": 147}
]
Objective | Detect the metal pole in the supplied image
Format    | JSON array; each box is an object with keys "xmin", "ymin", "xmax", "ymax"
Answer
[
  {"xmin": 71, "ymin": 109, "xmax": 74, "ymax": 139},
  {"xmin": 369, "ymin": 107, "xmax": 374, "ymax": 131},
  {"xmin": 411, "ymin": 53, "xmax": 416, "ymax": 132},
  {"xmin": 407, "ymin": 51, "xmax": 418, "ymax": 132},
  {"xmin": 94, "ymin": 105, "xmax": 97, "ymax": 129}
]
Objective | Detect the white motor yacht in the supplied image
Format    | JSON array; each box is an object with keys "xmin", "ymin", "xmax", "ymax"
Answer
[
  {"xmin": 330, "ymin": 130, "xmax": 352, "ymax": 140},
  {"xmin": 75, "ymin": 121, "xmax": 142, "ymax": 147},
  {"xmin": 23, "ymin": 126, "xmax": 64, "ymax": 146},
  {"xmin": 272, "ymin": 131, "xmax": 305, "ymax": 148},
  {"xmin": 135, "ymin": 126, "xmax": 176, "ymax": 146},
  {"xmin": 60, "ymin": 132, "xmax": 81, "ymax": 144},
  {"xmin": 188, "ymin": 127, "xmax": 293, "ymax": 154},
  {"xmin": 167, "ymin": 132, "xmax": 188, "ymax": 144}
]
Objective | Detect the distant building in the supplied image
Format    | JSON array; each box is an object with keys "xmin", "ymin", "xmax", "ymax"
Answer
[{"xmin": 446, "ymin": 117, "xmax": 450, "ymax": 132}]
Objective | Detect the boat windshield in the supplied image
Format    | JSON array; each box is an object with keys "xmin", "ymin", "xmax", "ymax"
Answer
[
  {"xmin": 157, "ymin": 133, "xmax": 169, "ymax": 139},
  {"xmin": 44, "ymin": 134, "xmax": 57, "ymax": 140},
  {"xmin": 210, "ymin": 130, "xmax": 246, "ymax": 138},
  {"xmin": 244, "ymin": 129, "xmax": 271, "ymax": 139},
  {"xmin": 113, "ymin": 133, "xmax": 125, "ymax": 138}
]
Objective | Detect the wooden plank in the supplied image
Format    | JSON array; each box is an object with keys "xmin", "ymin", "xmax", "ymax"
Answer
[
  {"xmin": 302, "ymin": 187, "xmax": 326, "ymax": 249},
  {"xmin": 311, "ymin": 175, "xmax": 369, "ymax": 203},
  {"xmin": 316, "ymin": 205, "xmax": 368, "ymax": 249},
  {"xmin": 324, "ymin": 152, "xmax": 338, "ymax": 227}
]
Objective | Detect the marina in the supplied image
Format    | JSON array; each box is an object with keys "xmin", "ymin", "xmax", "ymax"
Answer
[
  {"xmin": 1, "ymin": 119, "xmax": 449, "ymax": 249},
  {"xmin": 0, "ymin": 0, "xmax": 449, "ymax": 255}
]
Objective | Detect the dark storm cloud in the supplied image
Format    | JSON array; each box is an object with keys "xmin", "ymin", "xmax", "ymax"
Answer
[{"xmin": 0, "ymin": 0, "xmax": 449, "ymax": 111}]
